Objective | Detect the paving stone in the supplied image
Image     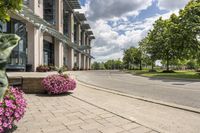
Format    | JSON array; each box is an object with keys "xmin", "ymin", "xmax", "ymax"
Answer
[
  {"xmin": 80, "ymin": 122, "xmax": 104, "ymax": 130},
  {"xmin": 99, "ymin": 126, "xmax": 125, "ymax": 133},
  {"xmin": 122, "ymin": 122, "xmax": 141, "ymax": 130},
  {"xmin": 41, "ymin": 124, "xmax": 69, "ymax": 133},
  {"xmin": 129, "ymin": 126, "xmax": 152, "ymax": 133},
  {"xmin": 67, "ymin": 124, "xmax": 82, "ymax": 131},
  {"xmin": 85, "ymin": 129, "xmax": 102, "ymax": 133},
  {"xmin": 63, "ymin": 119, "xmax": 84, "ymax": 126},
  {"xmin": 15, "ymin": 94, "xmax": 154, "ymax": 133},
  {"xmin": 100, "ymin": 113, "xmax": 115, "ymax": 118},
  {"xmin": 149, "ymin": 131, "xmax": 159, "ymax": 133}
]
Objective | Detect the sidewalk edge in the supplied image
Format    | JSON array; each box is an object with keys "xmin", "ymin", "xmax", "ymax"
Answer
[{"xmin": 77, "ymin": 79, "xmax": 200, "ymax": 114}]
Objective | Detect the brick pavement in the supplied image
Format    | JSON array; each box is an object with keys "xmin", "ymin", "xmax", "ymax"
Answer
[{"xmin": 15, "ymin": 94, "xmax": 157, "ymax": 133}]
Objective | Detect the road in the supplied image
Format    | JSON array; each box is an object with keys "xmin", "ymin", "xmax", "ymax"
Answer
[{"xmin": 73, "ymin": 70, "xmax": 200, "ymax": 109}]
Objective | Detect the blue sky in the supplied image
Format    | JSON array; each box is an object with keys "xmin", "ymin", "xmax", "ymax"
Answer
[{"xmin": 78, "ymin": 0, "xmax": 190, "ymax": 62}]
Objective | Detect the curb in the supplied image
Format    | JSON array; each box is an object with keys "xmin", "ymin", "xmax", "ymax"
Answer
[
  {"xmin": 77, "ymin": 79, "xmax": 200, "ymax": 114},
  {"xmin": 123, "ymin": 71, "xmax": 200, "ymax": 82}
]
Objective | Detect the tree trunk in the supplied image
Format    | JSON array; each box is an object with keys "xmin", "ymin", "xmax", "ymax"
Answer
[
  {"xmin": 167, "ymin": 56, "xmax": 169, "ymax": 71},
  {"xmin": 140, "ymin": 60, "xmax": 142, "ymax": 70},
  {"xmin": 166, "ymin": 52, "xmax": 170, "ymax": 71},
  {"xmin": 151, "ymin": 62, "xmax": 154, "ymax": 70}
]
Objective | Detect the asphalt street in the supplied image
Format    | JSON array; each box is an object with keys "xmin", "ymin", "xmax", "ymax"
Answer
[{"xmin": 73, "ymin": 70, "xmax": 200, "ymax": 109}]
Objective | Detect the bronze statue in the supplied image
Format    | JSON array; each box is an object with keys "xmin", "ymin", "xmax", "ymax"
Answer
[{"xmin": 0, "ymin": 33, "xmax": 20, "ymax": 101}]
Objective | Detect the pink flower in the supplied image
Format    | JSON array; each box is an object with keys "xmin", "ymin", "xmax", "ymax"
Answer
[
  {"xmin": 42, "ymin": 74, "xmax": 76, "ymax": 95},
  {"xmin": 0, "ymin": 87, "xmax": 27, "ymax": 133}
]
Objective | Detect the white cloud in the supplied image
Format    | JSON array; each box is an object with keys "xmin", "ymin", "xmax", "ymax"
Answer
[
  {"xmin": 85, "ymin": 0, "xmax": 189, "ymax": 62},
  {"xmin": 86, "ymin": 0, "xmax": 152, "ymax": 21},
  {"xmin": 157, "ymin": 0, "xmax": 189, "ymax": 11},
  {"xmin": 90, "ymin": 11, "xmax": 177, "ymax": 62},
  {"xmin": 90, "ymin": 18, "xmax": 156, "ymax": 62}
]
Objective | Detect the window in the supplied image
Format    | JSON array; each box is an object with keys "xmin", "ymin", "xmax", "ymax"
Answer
[
  {"xmin": 0, "ymin": 22, "xmax": 7, "ymax": 32},
  {"xmin": 63, "ymin": 12, "xmax": 69, "ymax": 36},
  {"xmin": 43, "ymin": 40, "xmax": 54, "ymax": 66},
  {"xmin": 74, "ymin": 24, "xmax": 77, "ymax": 43},
  {"xmin": 38, "ymin": 0, "xmax": 41, "ymax": 7},
  {"xmin": 6, "ymin": 19, "xmax": 27, "ymax": 70},
  {"xmin": 43, "ymin": 0, "xmax": 55, "ymax": 24}
]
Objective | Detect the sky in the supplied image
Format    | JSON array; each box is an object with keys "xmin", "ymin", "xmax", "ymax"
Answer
[{"xmin": 77, "ymin": 0, "xmax": 190, "ymax": 62}]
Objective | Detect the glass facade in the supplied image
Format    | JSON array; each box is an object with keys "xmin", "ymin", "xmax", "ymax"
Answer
[
  {"xmin": 74, "ymin": 23, "xmax": 77, "ymax": 43},
  {"xmin": 0, "ymin": 19, "xmax": 27, "ymax": 71},
  {"xmin": 43, "ymin": 40, "xmax": 54, "ymax": 66},
  {"xmin": 43, "ymin": 0, "xmax": 56, "ymax": 24},
  {"xmin": 63, "ymin": 12, "xmax": 69, "ymax": 36}
]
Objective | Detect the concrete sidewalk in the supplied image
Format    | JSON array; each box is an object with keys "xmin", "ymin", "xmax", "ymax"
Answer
[
  {"xmin": 73, "ymin": 83, "xmax": 200, "ymax": 133},
  {"xmin": 15, "ymin": 89, "xmax": 157, "ymax": 133}
]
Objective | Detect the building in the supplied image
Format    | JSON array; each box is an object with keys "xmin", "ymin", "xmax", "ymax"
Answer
[{"xmin": 0, "ymin": 0, "xmax": 95, "ymax": 71}]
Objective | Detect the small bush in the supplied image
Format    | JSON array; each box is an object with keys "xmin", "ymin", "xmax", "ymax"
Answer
[
  {"xmin": 49, "ymin": 65, "xmax": 56, "ymax": 71},
  {"xmin": 149, "ymin": 69, "xmax": 157, "ymax": 72},
  {"xmin": 162, "ymin": 70, "xmax": 175, "ymax": 73},
  {"xmin": 42, "ymin": 74, "xmax": 76, "ymax": 95},
  {"xmin": 196, "ymin": 69, "xmax": 200, "ymax": 72},
  {"xmin": 0, "ymin": 87, "xmax": 27, "ymax": 133},
  {"xmin": 36, "ymin": 65, "xmax": 50, "ymax": 72},
  {"xmin": 56, "ymin": 66, "xmax": 68, "ymax": 74}
]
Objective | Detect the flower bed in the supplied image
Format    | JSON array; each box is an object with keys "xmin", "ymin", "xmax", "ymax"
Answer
[
  {"xmin": 42, "ymin": 74, "xmax": 76, "ymax": 95},
  {"xmin": 36, "ymin": 65, "xmax": 50, "ymax": 72},
  {"xmin": 0, "ymin": 87, "xmax": 27, "ymax": 133}
]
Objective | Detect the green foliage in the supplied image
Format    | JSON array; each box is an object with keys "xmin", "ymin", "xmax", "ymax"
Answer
[
  {"xmin": 138, "ymin": 0, "xmax": 200, "ymax": 72},
  {"xmin": 0, "ymin": 33, "xmax": 20, "ymax": 101},
  {"xmin": 0, "ymin": 0, "xmax": 23, "ymax": 22},
  {"xmin": 104, "ymin": 59, "xmax": 123, "ymax": 70},
  {"xmin": 92, "ymin": 62, "xmax": 105, "ymax": 70},
  {"xmin": 56, "ymin": 66, "xmax": 68, "ymax": 74},
  {"xmin": 123, "ymin": 47, "xmax": 143, "ymax": 70},
  {"xmin": 92, "ymin": 60, "xmax": 123, "ymax": 70}
]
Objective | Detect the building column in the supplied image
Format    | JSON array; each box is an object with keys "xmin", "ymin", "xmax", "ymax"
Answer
[
  {"xmin": 86, "ymin": 57, "xmax": 89, "ymax": 70},
  {"xmin": 84, "ymin": 35, "xmax": 88, "ymax": 69},
  {"xmin": 27, "ymin": 23, "xmax": 43, "ymax": 71},
  {"xmin": 55, "ymin": 0, "xmax": 64, "ymax": 68},
  {"xmin": 67, "ymin": 11, "xmax": 75, "ymax": 70},
  {"xmin": 27, "ymin": 0, "xmax": 44, "ymax": 71},
  {"xmin": 89, "ymin": 58, "xmax": 91, "ymax": 69},
  {"xmin": 81, "ymin": 30, "xmax": 86, "ymax": 70},
  {"xmin": 76, "ymin": 23, "xmax": 81, "ymax": 69}
]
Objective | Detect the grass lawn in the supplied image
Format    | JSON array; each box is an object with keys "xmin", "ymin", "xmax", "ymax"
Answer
[{"xmin": 125, "ymin": 70, "xmax": 200, "ymax": 80}]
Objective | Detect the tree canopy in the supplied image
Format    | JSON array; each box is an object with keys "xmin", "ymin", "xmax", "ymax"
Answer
[
  {"xmin": 0, "ymin": 0, "xmax": 22, "ymax": 22},
  {"xmin": 135, "ymin": 0, "xmax": 200, "ymax": 71},
  {"xmin": 123, "ymin": 47, "xmax": 143, "ymax": 70}
]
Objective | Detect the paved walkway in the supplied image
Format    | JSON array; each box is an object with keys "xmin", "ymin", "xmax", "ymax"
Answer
[
  {"xmin": 15, "ymin": 92, "xmax": 156, "ymax": 133},
  {"xmin": 8, "ymin": 71, "xmax": 200, "ymax": 133},
  {"xmin": 72, "ymin": 83, "xmax": 200, "ymax": 133}
]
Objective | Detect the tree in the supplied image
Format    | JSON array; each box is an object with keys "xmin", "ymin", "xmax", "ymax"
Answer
[
  {"xmin": 92, "ymin": 62, "xmax": 100, "ymax": 70},
  {"xmin": 179, "ymin": 0, "xmax": 200, "ymax": 62},
  {"xmin": 145, "ymin": 15, "xmax": 186, "ymax": 71},
  {"xmin": 104, "ymin": 60, "xmax": 115, "ymax": 70},
  {"xmin": 123, "ymin": 47, "xmax": 143, "ymax": 70},
  {"xmin": 0, "ymin": 0, "xmax": 23, "ymax": 22},
  {"xmin": 139, "ymin": 37, "xmax": 156, "ymax": 70},
  {"xmin": 115, "ymin": 59, "xmax": 123, "ymax": 70}
]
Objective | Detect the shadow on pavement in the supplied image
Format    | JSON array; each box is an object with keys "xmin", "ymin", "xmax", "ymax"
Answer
[{"xmin": 35, "ymin": 92, "xmax": 73, "ymax": 97}]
